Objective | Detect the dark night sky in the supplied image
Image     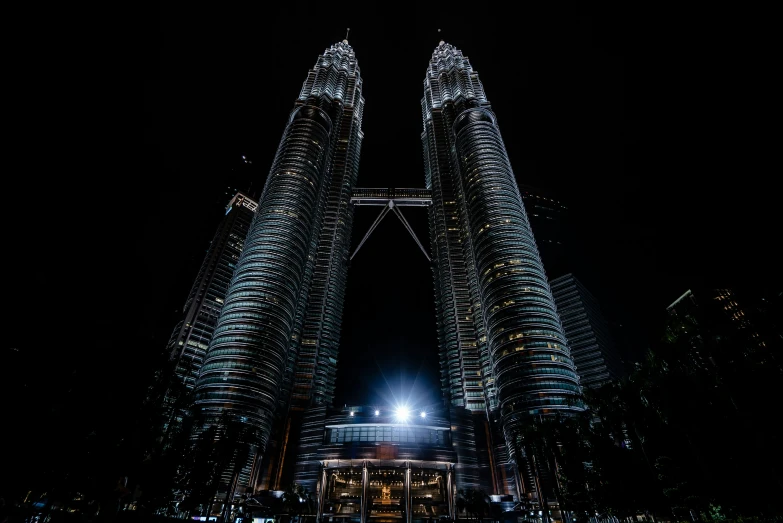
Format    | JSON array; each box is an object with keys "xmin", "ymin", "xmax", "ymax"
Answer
[{"xmin": 4, "ymin": 6, "xmax": 778, "ymax": 432}]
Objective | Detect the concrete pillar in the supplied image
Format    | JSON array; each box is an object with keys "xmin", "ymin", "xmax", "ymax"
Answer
[
  {"xmin": 317, "ymin": 464, "xmax": 328, "ymax": 521},
  {"xmin": 405, "ymin": 462, "xmax": 412, "ymax": 523},
  {"xmin": 361, "ymin": 461, "xmax": 368, "ymax": 523},
  {"xmin": 447, "ymin": 465, "xmax": 455, "ymax": 520}
]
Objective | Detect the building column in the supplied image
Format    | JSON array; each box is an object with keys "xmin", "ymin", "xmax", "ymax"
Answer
[
  {"xmin": 530, "ymin": 453, "xmax": 550, "ymax": 523},
  {"xmin": 361, "ymin": 461, "xmax": 368, "ymax": 523},
  {"xmin": 317, "ymin": 464, "xmax": 328, "ymax": 521},
  {"xmin": 446, "ymin": 465, "xmax": 454, "ymax": 520},
  {"xmin": 509, "ymin": 438, "xmax": 525, "ymax": 503},
  {"xmin": 512, "ymin": 457, "xmax": 525, "ymax": 503},
  {"xmin": 248, "ymin": 446, "xmax": 261, "ymax": 492},
  {"xmin": 405, "ymin": 462, "xmax": 412, "ymax": 523}
]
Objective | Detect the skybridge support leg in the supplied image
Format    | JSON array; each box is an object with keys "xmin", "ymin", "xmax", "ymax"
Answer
[
  {"xmin": 350, "ymin": 204, "xmax": 391, "ymax": 261},
  {"xmin": 391, "ymin": 204, "xmax": 431, "ymax": 262}
]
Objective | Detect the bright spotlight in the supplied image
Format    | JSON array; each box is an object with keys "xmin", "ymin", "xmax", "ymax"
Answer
[
  {"xmin": 349, "ymin": 411, "xmax": 354, "ymax": 416},
  {"xmin": 375, "ymin": 410, "xmax": 380, "ymax": 416},
  {"xmin": 395, "ymin": 407, "xmax": 410, "ymax": 421},
  {"xmin": 420, "ymin": 411, "xmax": 427, "ymax": 418}
]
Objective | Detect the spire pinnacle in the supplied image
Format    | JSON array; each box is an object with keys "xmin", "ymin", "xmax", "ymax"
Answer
[
  {"xmin": 343, "ymin": 27, "xmax": 350, "ymax": 44},
  {"xmin": 438, "ymin": 28, "xmax": 444, "ymax": 46}
]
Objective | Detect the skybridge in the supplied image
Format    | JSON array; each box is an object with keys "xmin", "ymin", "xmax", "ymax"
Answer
[{"xmin": 349, "ymin": 188, "xmax": 432, "ymax": 262}]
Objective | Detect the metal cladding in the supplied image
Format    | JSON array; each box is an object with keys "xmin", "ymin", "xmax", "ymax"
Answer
[
  {"xmin": 294, "ymin": 41, "xmax": 364, "ymax": 409},
  {"xmin": 422, "ymin": 42, "xmax": 491, "ymax": 413},
  {"xmin": 193, "ymin": 41, "xmax": 363, "ymax": 457},
  {"xmin": 453, "ymin": 107, "xmax": 583, "ymax": 415},
  {"xmin": 421, "ymin": 42, "xmax": 583, "ymax": 446},
  {"xmin": 448, "ymin": 406, "xmax": 491, "ymax": 492}
]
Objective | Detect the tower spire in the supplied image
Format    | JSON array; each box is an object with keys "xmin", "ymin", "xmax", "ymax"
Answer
[
  {"xmin": 343, "ymin": 27, "xmax": 350, "ymax": 43},
  {"xmin": 438, "ymin": 28, "xmax": 444, "ymax": 45}
]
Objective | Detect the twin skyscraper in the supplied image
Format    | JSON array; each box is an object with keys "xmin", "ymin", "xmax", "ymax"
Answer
[{"xmin": 169, "ymin": 38, "xmax": 583, "ymax": 512}]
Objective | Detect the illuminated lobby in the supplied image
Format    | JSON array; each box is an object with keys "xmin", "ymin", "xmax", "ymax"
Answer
[{"xmin": 291, "ymin": 404, "xmax": 495, "ymax": 523}]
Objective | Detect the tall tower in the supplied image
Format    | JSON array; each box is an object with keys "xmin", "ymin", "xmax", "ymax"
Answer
[
  {"xmin": 293, "ymin": 40, "xmax": 364, "ymax": 409},
  {"xmin": 192, "ymin": 40, "xmax": 364, "ymax": 490},
  {"xmin": 421, "ymin": 41, "xmax": 583, "ymax": 498},
  {"xmin": 422, "ymin": 42, "xmax": 491, "ymax": 414}
]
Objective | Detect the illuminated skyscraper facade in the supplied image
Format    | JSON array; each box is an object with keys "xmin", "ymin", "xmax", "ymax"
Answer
[
  {"xmin": 192, "ymin": 40, "xmax": 364, "ymax": 491},
  {"xmin": 422, "ymin": 44, "xmax": 492, "ymax": 414},
  {"xmin": 180, "ymin": 39, "xmax": 585, "ymax": 512},
  {"xmin": 421, "ymin": 41, "xmax": 583, "ymax": 498},
  {"xmin": 519, "ymin": 185, "xmax": 570, "ymax": 279}
]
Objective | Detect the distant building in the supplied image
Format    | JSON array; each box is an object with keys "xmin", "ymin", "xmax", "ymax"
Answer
[
  {"xmin": 666, "ymin": 288, "xmax": 772, "ymax": 365},
  {"xmin": 550, "ymin": 274, "xmax": 624, "ymax": 388},
  {"xmin": 520, "ymin": 185, "xmax": 570, "ymax": 279},
  {"xmin": 164, "ymin": 192, "xmax": 257, "ymax": 399},
  {"xmin": 667, "ymin": 288, "xmax": 753, "ymax": 331}
]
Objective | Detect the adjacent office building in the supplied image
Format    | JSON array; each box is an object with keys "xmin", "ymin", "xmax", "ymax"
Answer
[
  {"xmin": 163, "ymin": 192, "xmax": 257, "ymax": 409},
  {"xmin": 667, "ymin": 288, "xmax": 756, "ymax": 333},
  {"xmin": 666, "ymin": 288, "xmax": 773, "ymax": 368},
  {"xmin": 519, "ymin": 185, "xmax": 570, "ymax": 280},
  {"xmin": 550, "ymin": 274, "xmax": 624, "ymax": 389}
]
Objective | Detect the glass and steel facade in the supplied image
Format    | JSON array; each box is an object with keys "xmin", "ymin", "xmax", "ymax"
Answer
[
  {"xmin": 326, "ymin": 426, "xmax": 449, "ymax": 446},
  {"xmin": 421, "ymin": 42, "xmax": 583, "ymax": 497},
  {"xmin": 422, "ymin": 43, "xmax": 491, "ymax": 413},
  {"xmin": 294, "ymin": 41, "xmax": 364, "ymax": 409},
  {"xmin": 192, "ymin": 40, "xmax": 364, "ymax": 490},
  {"xmin": 550, "ymin": 273, "xmax": 624, "ymax": 389}
]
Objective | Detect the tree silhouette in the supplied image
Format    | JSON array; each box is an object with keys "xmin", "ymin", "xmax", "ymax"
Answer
[
  {"xmin": 283, "ymin": 483, "xmax": 314, "ymax": 523},
  {"xmin": 456, "ymin": 489, "xmax": 489, "ymax": 521}
]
